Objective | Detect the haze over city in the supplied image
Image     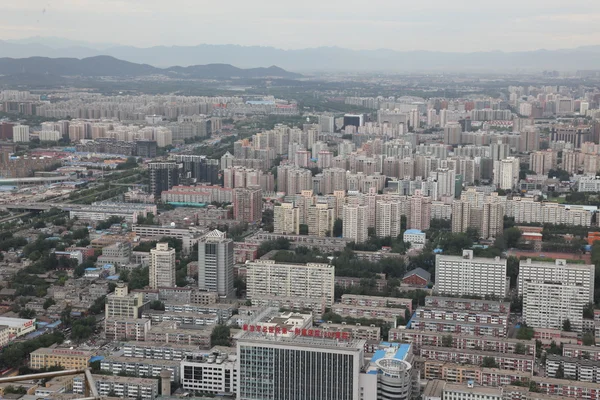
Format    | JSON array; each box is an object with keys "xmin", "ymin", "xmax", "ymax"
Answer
[{"xmin": 2, "ymin": 0, "xmax": 600, "ymax": 52}]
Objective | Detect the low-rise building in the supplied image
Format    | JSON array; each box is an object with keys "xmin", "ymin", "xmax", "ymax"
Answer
[
  {"xmin": 141, "ymin": 311, "xmax": 219, "ymax": 327},
  {"xmin": 29, "ymin": 347, "xmax": 92, "ymax": 370},
  {"xmin": 390, "ymin": 330, "xmax": 535, "ymax": 356},
  {"xmin": 419, "ymin": 346, "xmax": 534, "ymax": 372},
  {"xmin": 546, "ymin": 354, "xmax": 600, "ymax": 383},
  {"xmin": 403, "ymin": 229, "xmax": 426, "ymax": 249},
  {"xmin": 181, "ymin": 348, "xmax": 238, "ymax": 395},
  {"xmin": 340, "ymin": 294, "xmax": 414, "ymax": 314},
  {"xmin": 100, "ymin": 356, "xmax": 180, "ymax": 382},
  {"xmin": 319, "ymin": 323, "xmax": 381, "ymax": 341},
  {"xmin": 122, "ymin": 342, "xmax": 199, "ymax": 360},
  {"xmin": 73, "ymin": 374, "xmax": 159, "ymax": 400},
  {"xmin": 104, "ymin": 318, "xmax": 151, "ymax": 341}
]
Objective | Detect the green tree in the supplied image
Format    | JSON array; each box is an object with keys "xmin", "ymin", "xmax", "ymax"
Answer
[
  {"xmin": 150, "ymin": 300, "xmax": 165, "ymax": 311},
  {"xmin": 299, "ymin": 224, "xmax": 309, "ymax": 235},
  {"xmin": 582, "ymin": 332, "xmax": 595, "ymax": 346},
  {"xmin": 333, "ymin": 219, "xmax": 343, "ymax": 237},
  {"xmin": 516, "ymin": 325, "xmax": 534, "ymax": 340},
  {"xmin": 43, "ymin": 298, "xmax": 56, "ymax": 310},
  {"xmin": 555, "ymin": 364, "xmax": 565, "ymax": 379},
  {"xmin": 482, "ymin": 356, "xmax": 498, "ymax": 368},
  {"xmin": 465, "ymin": 227, "xmax": 479, "ymax": 241},
  {"xmin": 210, "ymin": 325, "xmax": 231, "ymax": 347},
  {"xmin": 504, "ymin": 227, "xmax": 522, "ymax": 249},
  {"xmin": 19, "ymin": 308, "xmax": 35, "ymax": 319},
  {"xmin": 563, "ymin": 319, "xmax": 572, "ymax": 332},
  {"xmin": 441, "ymin": 335, "xmax": 453, "ymax": 347},
  {"xmin": 514, "ymin": 342, "xmax": 526, "ymax": 355}
]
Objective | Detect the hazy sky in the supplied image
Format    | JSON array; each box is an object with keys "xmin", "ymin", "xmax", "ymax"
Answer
[{"xmin": 3, "ymin": 0, "xmax": 600, "ymax": 52}]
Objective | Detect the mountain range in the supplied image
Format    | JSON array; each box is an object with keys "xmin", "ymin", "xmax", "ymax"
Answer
[
  {"xmin": 2, "ymin": 38, "xmax": 600, "ymax": 71},
  {"xmin": 0, "ymin": 56, "xmax": 301, "ymax": 79}
]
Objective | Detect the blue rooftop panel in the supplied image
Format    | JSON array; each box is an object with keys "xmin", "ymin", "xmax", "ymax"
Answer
[
  {"xmin": 394, "ymin": 344, "xmax": 411, "ymax": 361},
  {"xmin": 404, "ymin": 229, "xmax": 423, "ymax": 234},
  {"xmin": 370, "ymin": 349, "xmax": 386, "ymax": 363}
]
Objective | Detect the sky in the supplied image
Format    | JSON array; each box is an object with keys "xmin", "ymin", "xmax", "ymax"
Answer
[{"xmin": 2, "ymin": 0, "xmax": 600, "ymax": 52}]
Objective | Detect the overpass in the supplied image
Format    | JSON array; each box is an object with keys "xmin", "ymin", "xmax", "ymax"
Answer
[{"xmin": 0, "ymin": 203, "xmax": 86, "ymax": 212}]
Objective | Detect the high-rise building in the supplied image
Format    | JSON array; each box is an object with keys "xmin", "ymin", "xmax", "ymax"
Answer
[
  {"xmin": 148, "ymin": 162, "xmax": 179, "ymax": 198},
  {"xmin": 12, "ymin": 125, "xmax": 29, "ymax": 142},
  {"xmin": 481, "ymin": 202, "xmax": 504, "ymax": 239},
  {"xmin": 443, "ymin": 122, "xmax": 462, "ymax": 145},
  {"xmin": 174, "ymin": 155, "xmax": 220, "ymax": 185},
  {"xmin": 307, "ymin": 204, "xmax": 334, "ymax": 237},
  {"xmin": 343, "ymin": 204, "xmax": 368, "ymax": 243},
  {"xmin": 233, "ymin": 187, "xmax": 262, "ymax": 224},
  {"xmin": 274, "ymin": 203, "xmax": 300, "ymax": 235},
  {"xmin": 451, "ymin": 200, "xmax": 470, "ymax": 233},
  {"xmin": 530, "ymin": 150, "xmax": 557, "ymax": 175},
  {"xmin": 246, "ymin": 260, "xmax": 335, "ymax": 306},
  {"xmin": 518, "ymin": 127, "xmax": 540, "ymax": 152},
  {"xmin": 518, "ymin": 258, "xmax": 594, "ymax": 331},
  {"xmin": 375, "ymin": 200, "xmax": 403, "ymax": 238},
  {"xmin": 198, "ymin": 230, "xmax": 234, "ymax": 298},
  {"xmin": 489, "ymin": 140, "xmax": 510, "ymax": 162},
  {"xmin": 149, "ymin": 242, "xmax": 176, "ymax": 289},
  {"xmin": 409, "ymin": 190, "xmax": 431, "ymax": 230},
  {"xmin": 435, "ymin": 250, "xmax": 507, "ymax": 298},
  {"xmin": 493, "ymin": 157, "xmax": 519, "ymax": 190},
  {"xmin": 237, "ymin": 333, "xmax": 365, "ymax": 400}
]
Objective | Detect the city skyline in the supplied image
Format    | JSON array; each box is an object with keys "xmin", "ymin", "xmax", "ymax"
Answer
[{"xmin": 3, "ymin": 0, "xmax": 600, "ymax": 52}]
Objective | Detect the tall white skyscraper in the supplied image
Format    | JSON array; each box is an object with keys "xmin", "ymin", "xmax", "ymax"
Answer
[
  {"xmin": 149, "ymin": 242, "xmax": 176, "ymax": 289},
  {"xmin": 12, "ymin": 125, "xmax": 30, "ymax": 142},
  {"xmin": 493, "ymin": 157, "xmax": 519, "ymax": 190},
  {"xmin": 198, "ymin": 230, "xmax": 234, "ymax": 298}
]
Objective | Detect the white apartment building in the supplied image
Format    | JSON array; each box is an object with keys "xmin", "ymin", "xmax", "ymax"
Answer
[
  {"xmin": 376, "ymin": 200, "xmax": 403, "ymax": 238},
  {"xmin": 519, "ymin": 259, "xmax": 594, "ymax": 332},
  {"xmin": 246, "ymin": 260, "xmax": 335, "ymax": 307},
  {"xmin": 435, "ymin": 250, "xmax": 507, "ymax": 298},
  {"xmin": 493, "ymin": 157, "xmax": 519, "ymax": 190},
  {"xmin": 39, "ymin": 130, "xmax": 61, "ymax": 142},
  {"xmin": 12, "ymin": 125, "xmax": 29, "ymax": 142},
  {"xmin": 149, "ymin": 242, "xmax": 176, "ymax": 289}
]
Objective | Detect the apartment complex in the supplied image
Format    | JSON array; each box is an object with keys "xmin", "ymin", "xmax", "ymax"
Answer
[
  {"xmin": 435, "ymin": 250, "xmax": 507, "ymax": 298},
  {"xmin": 246, "ymin": 260, "xmax": 335, "ymax": 307},
  {"xmin": 29, "ymin": 347, "xmax": 92, "ymax": 370},
  {"xmin": 519, "ymin": 259, "xmax": 594, "ymax": 332}
]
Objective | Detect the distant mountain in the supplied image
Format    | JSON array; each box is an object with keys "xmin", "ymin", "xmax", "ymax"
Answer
[
  {"xmin": 3, "ymin": 39, "xmax": 600, "ymax": 71},
  {"xmin": 0, "ymin": 56, "xmax": 301, "ymax": 79}
]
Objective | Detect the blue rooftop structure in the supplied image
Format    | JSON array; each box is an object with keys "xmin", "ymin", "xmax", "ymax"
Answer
[
  {"xmin": 404, "ymin": 229, "xmax": 423, "ymax": 234},
  {"xmin": 90, "ymin": 356, "xmax": 104, "ymax": 363},
  {"xmin": 394, "ymin": 344, "xmax": 410, "ymax": 361},
  {"xmin": 106, "ymin": 275, "xmax": 120, "ymax": 280}
]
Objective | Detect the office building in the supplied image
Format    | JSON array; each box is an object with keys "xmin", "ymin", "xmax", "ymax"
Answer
[
  {"xmin": 403, "ymin": 229, "xmax": 426, "ymax": 249},
  {"xmin": 519, "ymin": 259, "xmax": 594, "ymax": 332},
  {"xmin": 148, "ymin": 162, "xmax": 179, "ymax": 197},
  {"xmin": 181, "ymin": 349, "xmax": 238, "ymax": 395},
  {"xmin": 423, "ymin": 380, "xmax": 503, "ymax": 400},
  {"xmin": 343, "ymin": 204, "xmax": 368, "ymax": 243},
  {"xmin": 237, "ymin": 332, "xmax": 365, "ymax": 400},
  {"xmin": 198, "ymin": 230, "xmax": 234, "ymax": 298},
  {"xmin": 149, "ymin": 242, "xmax": 176, "ymax": 289},
  {"xmin": 435, "ymin": 250, "xmax": 507, "ymax": 298},
  {"xmin": 246, "ymin": 260, "xmax": 335, "ymax": 307},
  {"xmin": 233, "ymin": 187, "xmax": 262, "ymax": 224}
]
